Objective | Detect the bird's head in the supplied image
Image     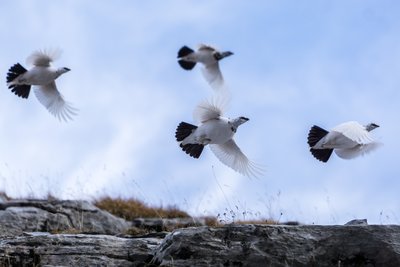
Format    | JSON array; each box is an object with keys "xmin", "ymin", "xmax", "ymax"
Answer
[
  {"xmin": 230, "ymin": 116, "xmax": 249, "ymax": 132},
  {"xmin": 221, "ymin": 51, "xmax": 234, "ymax": 58},
  {"xmin": 57, "ymin": 67, "xmax": 71, "ymax": 75},
  {"xmin": 365, "ymin": 123, "xmax": 379, "ymax": 132},
  {"xmin": 214, "ymin": 51, "xmax": 234, "ymax": 61}
]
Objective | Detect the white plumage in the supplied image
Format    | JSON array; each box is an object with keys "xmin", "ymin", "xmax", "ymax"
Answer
[
  {"xmin": 307, "ymin": 121, "xmax": 382, "ymax": 162},
  {"xmin": 175, "ymin": 98, "xmax": 263, "ymax": 177},
  {"xmin": 6, "ymin": 49, "xmax": 77, "ymax": 122},
  {"xmin": 177, "ymin": 44, "xmax": 233, "ymax": 91}
]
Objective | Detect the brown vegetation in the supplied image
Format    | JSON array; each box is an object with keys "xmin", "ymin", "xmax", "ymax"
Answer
[{"xmin": 94, "ymin": 196, "xmax": 190, "ymax": 220}]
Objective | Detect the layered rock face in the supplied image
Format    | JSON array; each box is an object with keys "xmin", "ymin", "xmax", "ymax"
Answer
[
  {"xmin": 1, "ymin": 199, "xmax": 400, "ymax": 266},
  {"xmin": 153, "ymin": 224, "xmax": 400, "ymax": 266},
  {"xmin": 0, "ymin": 199, "xmax": 130, "ymax": 236}
]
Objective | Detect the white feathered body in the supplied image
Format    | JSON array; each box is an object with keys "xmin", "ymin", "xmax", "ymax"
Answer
[
  {"xmin": 314, "ymin": 131, "xmax": 360, "ymax": 149},
  {"xmin": 313, "ymin": 121, "xmax": 374, "ymax": 149},
  {"xmin": 9, "ymin": 66, "xmax": 62, "ymax": 86},
  {"xmin": 312, "ymin": 121, "xmax": 381, "ymax": 160},
  {"xmin": 183, "ymin": 48, "xmax": 218, "ymax": 66},
  {"xmin": 176, "ymin": 98, "xmax": 263, "ymax": 177},
  {"xmin": 7, "ymin": 49, "xmax": 77, "ymax": 122},
  {"xmin": 177, "ymin": 45, "xmax": 233, "ymax": 90},
  {"xmin": 182, "ymin": 117, "xmax": 234, "ymax": 146}
]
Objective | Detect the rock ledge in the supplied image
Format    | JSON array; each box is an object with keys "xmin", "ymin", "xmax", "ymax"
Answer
[{"xmin": 1, "ymin": 200, "xmax": 400, "ymax": 266}]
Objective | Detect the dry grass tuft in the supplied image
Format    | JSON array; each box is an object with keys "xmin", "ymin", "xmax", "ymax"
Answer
[{"xmin": 94, "ymin": 196, "xmax": 190, "ymax": 220}]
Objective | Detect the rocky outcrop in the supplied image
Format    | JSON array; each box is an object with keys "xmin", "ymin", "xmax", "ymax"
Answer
[
  {"xmin": 153, "ymin": 224, "xmax": 400, "ymax": 266},
  {"xmin": 1, "ymin": 199, "xmax": 400, "ymax": 266},
  {"xmin": 0, "ymin": 199, "xmax": 131, "ymax": 236},
  {"xmin": 0, "ymin": 232, "xmax": 162, "ymax": 267}
]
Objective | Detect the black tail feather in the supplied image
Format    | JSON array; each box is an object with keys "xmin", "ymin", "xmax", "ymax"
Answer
[
  {"xmin": 177, "ymin": 46, "xmax": 194, "ymax": 58},
  {"xmin": 176, "ymin": 121, "xmax": 204, "ymax": 158},
  {"xmin": 310, "ymin": 148, "xmax": 333, "ymax": 163},
  {"xmin": 9, "ymin": 84, "xmax": 31, "ymax": 98},
  {"xmin": 180, "ymin": 143, "xmax": 204, "ymax": 158},
  {"xmin": 176, "ymin": 122, "xmax": 197, "ymax": 142},
  {"xmin": 177, "ymin": 46, "xmax": 196, "ymax": 70},
  {"xmin": 7, "ymin": 63, "xmax": 27, "ymax": 83},
  {"xmin": 307, "ymin": 125, "xmax": 329, "ymax": 147},
  {"xmin": 7, "ymin": 63, "xmax": 31, "ymax": 98},
  {"xmin": 178, "ymin": 59, "xmax": 196, "ymax": 70}
]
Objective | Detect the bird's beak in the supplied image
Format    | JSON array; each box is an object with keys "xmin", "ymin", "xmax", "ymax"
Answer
[{"xmin": 64, "ymin": 67, "xmax": 71, "ymax": 72}]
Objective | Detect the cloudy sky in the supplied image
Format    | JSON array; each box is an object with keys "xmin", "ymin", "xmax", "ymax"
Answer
[{"xmin": 1, "ymin": 1, "xmax": 399, "ymax": 225}]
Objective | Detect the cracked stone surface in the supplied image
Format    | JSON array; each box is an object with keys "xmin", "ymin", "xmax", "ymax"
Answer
[
  {"xmin": 0, "ymin": 200, "xmax": 131, "ymax": 236},
  {"xmin": 0, "ymin": 233, "xmax": 162, "ymax": 267},
  {"xmin": 2, "ymin": 199, "xmax": 400, "ymax": 266},
  {"xmin": 152, "ymin": 224, "xmax": 400, "ymax": 267}
]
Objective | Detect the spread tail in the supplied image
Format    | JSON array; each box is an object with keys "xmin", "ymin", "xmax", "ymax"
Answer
[
  {"xmin": 175, "ymin": 121, "xmax": 204, "ymax": 158},
  {"xmin": 308, "ymin": 125, "xmax": 332, "ymax": 162},
  {"xmin": 177, "ymin": 46, "xmax": 196, "ymax": 70},
  {"xmin": 7, "ymin": 63, "xmax": 31, "ymax": 99},
  {"xmin": 175, "ymin": 122, "xmax": 197, "ymax": 142},
  {"xmin": 310, "ymin": 148, "xmax": 333, "ymax": 163},
  {"xmin": 178, "ymin": 60, "xmax": 196, "ymax": 70},
  {"xmin": 177, "ymin": 46, "xmax": 194, "ymax": 58},
  {"xmin": 7, "ymin": 63, "xmax": 27, "ymax": 83},
  {"xmin": 180, "ymin": 143, "xmax": 204, "ymax": 158},
  {"xmin": 307, "ymin": 125, "xmax": 328, "ymax": 147}
]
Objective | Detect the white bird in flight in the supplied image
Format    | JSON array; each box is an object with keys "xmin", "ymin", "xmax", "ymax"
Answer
[
  {"xmin": 175, "ymin": 98, "xmax": 263, "ymax": 177},
  {"xmin": 177, "ymin": 44, "xmax": 233, "ymax": 91},
  {"xmin": 6, "ymin": 49, "xmax": 77, "ymax": 122},
  {"xmin": 307, "ymin": 121, "xmax": 382, "ymax": 162}
]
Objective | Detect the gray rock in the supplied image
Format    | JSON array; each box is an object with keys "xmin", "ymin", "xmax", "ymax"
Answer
[
  {"xmin": 152, "ymin": 224, "xmax": 400, "ymax": 267},
  {"xmin": 2, "ymin": 199, "xmax": 400, "ymax": 266},
  {"xmin": 132, "ymin": 217, "xmax": 210, "ymax": 232},
  {"xmin": 345, "ymin": 219, "xmax": 368, "ymax": 226},
  {"xmin": 0, "ymin": 200, "xmax": 131, "ymax": 236},
  {"xmin": 0, "ymin": 233, "xmax": 162, "ymax": 267}
]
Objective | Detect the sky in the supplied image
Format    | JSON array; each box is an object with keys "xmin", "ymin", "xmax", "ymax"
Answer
[{"xmin": 1, "ymin": 0, "xmax": 400, "ymax": 225}]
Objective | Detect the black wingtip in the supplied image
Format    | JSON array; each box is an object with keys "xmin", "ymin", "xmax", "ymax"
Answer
[
  {"xmin": 177, "ymin": 46, "xmax": 194, "ymax": 58},
  {"xmin": 178, "ymin": 59, "xmax": 196, "ymax": 70},
  {"xmin": 7, "ymin": 63, "xmax": 27, "ymax": 83},
  {"xmin": 307, "ymin": 125, "xmax": 329, "ymax": 147},
  {"xmin": 176, "ymin": 122, "xmax": 197, "ymax": 142},
  {"xmin": 9, "ymin": 84, "xmax": 31, "ymax": 98},
  {"xmin": 180, "ymin": 143, "xmax": 204, "ymax": 158},
  {"xmin": 310, "ymin": 148, "xmax": 333, "ymax": 163}
]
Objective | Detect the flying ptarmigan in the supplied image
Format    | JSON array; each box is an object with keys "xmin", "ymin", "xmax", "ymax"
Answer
[
  {"xmin": 175, "ymin": 98, "xmax": 263, "ymax": 177},
  {"xmin": 177, "ymin": 44, "xmax": 233, "ymax": 91},
  {"xmin": 307, "ymin": 121, "xmax": 381, "ymax": 162},
  {"xmin": 6, "ymin": 49, "xmax": 77, "ymax": 121}
]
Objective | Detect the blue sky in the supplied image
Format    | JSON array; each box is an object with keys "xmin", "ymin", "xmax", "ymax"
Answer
[{"xmin": 1, "ymin": 1, "xmax": 399, "ymax": 225}]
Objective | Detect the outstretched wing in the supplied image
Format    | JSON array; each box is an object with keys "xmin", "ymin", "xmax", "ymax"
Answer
[
  {"xmin": 26, "ymin": 48, "xmax": 62, "ymax": 67},
  {"xmin": 201, "ymin": 63, "xmax": 224, "ymax": 90},
  {"xmin": 34, "ymin": 81, "xmax": 78, "ymax": 122},
  {"xmin": 197, "ymin": 44, "xmax": 217, "ymax": 52},
  {"xmin": 210, "ymin": 140, "xmax": 264, "ymax": 178},
  {"xmin": 193, "ymin": 96, "xmax": 229, "ymax": 123},
  {"xmin": 332, "ymin": 121, "xmax": 374, "ymax": 144}
]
